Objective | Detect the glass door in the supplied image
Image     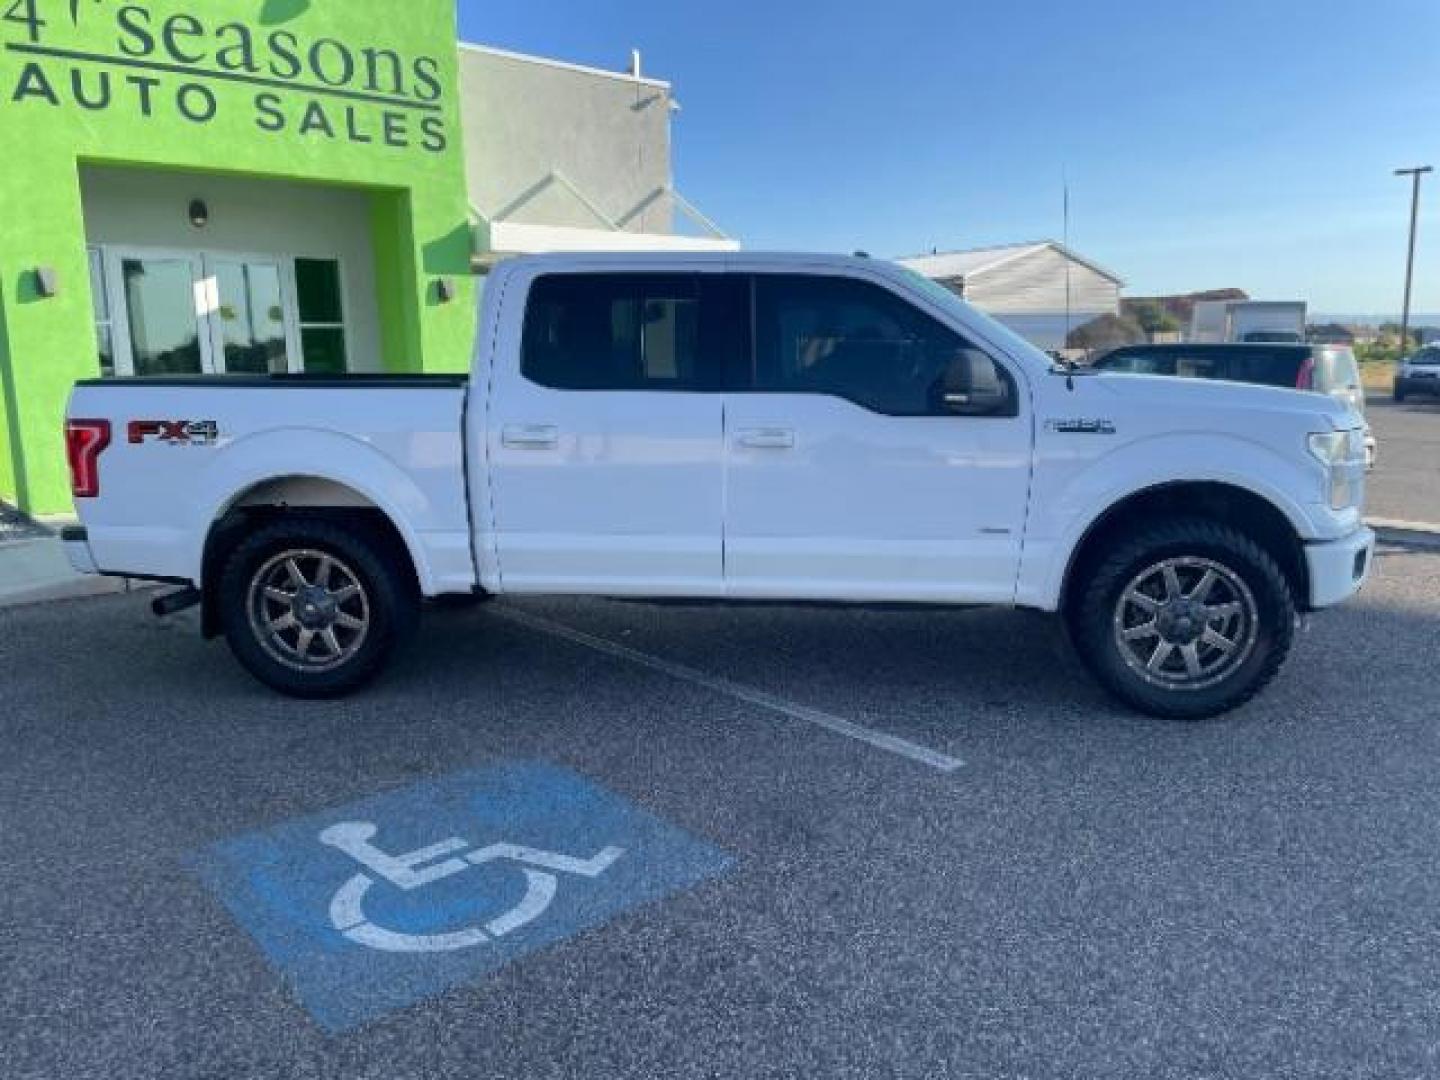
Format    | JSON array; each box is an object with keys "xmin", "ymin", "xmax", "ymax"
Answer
[
  {"xmin": 104, "ymin": 248, "xmax": 300, "ymax": 377},
  {"xmin": 109, "ymin": 250, "xmax": 211, "ymax": 377},
  {"xmin": 207, "ymin": 257, "xmax": 294, "ymax": 375}
]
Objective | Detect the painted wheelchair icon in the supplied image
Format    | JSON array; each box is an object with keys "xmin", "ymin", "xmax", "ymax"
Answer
[{"xmin": 320, "ymin": 822, "xmax": 625, "ymax": 955}]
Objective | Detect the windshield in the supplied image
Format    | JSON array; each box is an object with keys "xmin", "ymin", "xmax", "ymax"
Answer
[
  {"xmin": 896, "ymin": 267, "xmax": 1054, "ymax": 369},
  {"xmin": 1412, "ymin": 348, "xmax": 1440, "ymax": 366}
]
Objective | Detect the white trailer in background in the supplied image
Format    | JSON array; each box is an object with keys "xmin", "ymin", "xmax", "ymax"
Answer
[{"xmin": 1191, "ymin": 301, "xmax": 1308, "ymax": 344}]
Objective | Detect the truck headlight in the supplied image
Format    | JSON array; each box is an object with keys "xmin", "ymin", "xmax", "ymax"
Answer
[{"xmin": 1308, "ymin": 430, "xmax": 1365, "ymax": 510}]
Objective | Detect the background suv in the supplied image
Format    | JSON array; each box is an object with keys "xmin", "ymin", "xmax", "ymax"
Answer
[
  {"xmin": 1093, "ymin": 343, "xmax": 1377, "ymax": 468},
  {"xmin": 1395, "ymin": 346, "xmax": 1440, "ymax": 401}
]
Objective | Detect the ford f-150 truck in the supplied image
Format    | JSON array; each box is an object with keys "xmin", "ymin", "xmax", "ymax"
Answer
[{"xmin": 62, "ymin": 253, "xmax": 1375, "ymax": 719}]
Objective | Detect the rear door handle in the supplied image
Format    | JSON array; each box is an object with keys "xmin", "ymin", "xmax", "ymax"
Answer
[
  {"xmin": 501, "ymin": 424, "xmax": 560, "ymax": 449},
  {"xmin": 736, "ymin": 428, "xmax": 795, "ymax": 450}
]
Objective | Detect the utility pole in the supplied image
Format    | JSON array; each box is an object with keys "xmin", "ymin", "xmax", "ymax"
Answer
[{"xmin": 1394, "ymin": 166, "xmax": 1432, "ymax": 357}]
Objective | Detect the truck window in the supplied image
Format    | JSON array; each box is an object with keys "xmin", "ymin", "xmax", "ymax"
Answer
[
  {"xmin": 523, "ymin": 274, "xmax": 719, "ymax": 391},
  {"xmin": 752, "ymin": 274, "xmax": 1014, "ymax": 417},
  {"xmin": 1169, "ymin": 351, "xmax": 1228, "ymax": 380},
  {"xmin": 1220, "ymin": 348, "xmax": 1305, "ymax": 389}
]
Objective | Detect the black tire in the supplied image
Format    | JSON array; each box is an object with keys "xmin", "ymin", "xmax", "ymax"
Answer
[
  {"xmin": 1394, "ymin": 382, "xmax": 1407, "ymax": 403},
  {"xmin": 1069, "ymin": 518, "xmax": 1295, "ymax": 720},
  {"xmin": 218, "ymin": 517, "xmax": 419, "ymax": 698}
]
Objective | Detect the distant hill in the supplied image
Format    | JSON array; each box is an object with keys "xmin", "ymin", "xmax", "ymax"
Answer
[{"xmin": 1312, "ymin": 312, "xmax": 1440, "ymax": 327}]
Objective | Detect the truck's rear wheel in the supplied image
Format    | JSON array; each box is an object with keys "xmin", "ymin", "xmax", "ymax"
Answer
[
  {"xmin": 1070, "ymin": 518, "xmax": 1295, "ymax": 720},
  {"xmin": 218, "ymin": 518, "xmax": 418, "ymax": 698}
]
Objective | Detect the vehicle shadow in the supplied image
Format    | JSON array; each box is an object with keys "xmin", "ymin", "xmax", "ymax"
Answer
[{"xmin": 2, "ymin": 564, "xmax": 1436, "ymax": 776}]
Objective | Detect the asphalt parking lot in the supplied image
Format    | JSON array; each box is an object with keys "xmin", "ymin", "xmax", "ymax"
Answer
[
  {"xmin": 1366, "ymin": 396, "xmax": 1440, "ymax": 524},
  {"xmin": 4, "ymin": 544, "xmax": 1440, "ymax": 1079}
]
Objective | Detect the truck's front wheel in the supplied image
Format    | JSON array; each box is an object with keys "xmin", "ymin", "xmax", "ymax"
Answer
[
  {"xmin": 218, "ymin": 518, "xmax": 418, "ymax": 698},
  {"xmin": 1070, "ymin": 519, "xmax": 1296, "ymax": 720}
]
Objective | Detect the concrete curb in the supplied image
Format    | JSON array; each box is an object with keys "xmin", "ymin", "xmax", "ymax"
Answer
[
  {"xmin": 0, "ymin": 576, "xmax": 143, "ymax": 610},
  {"xmin": 1369, "ymin": 518, "xmax": 1440, "ymax": 551},
  {"xmin": 0, "ymin": 533, "xmax": 157, "ymax": 610}
]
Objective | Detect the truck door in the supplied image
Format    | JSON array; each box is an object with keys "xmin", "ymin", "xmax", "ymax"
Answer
[
  {"xmin": 486, "ymin": 272, "xmax": 732, "ymax": 596},
  {"xmin": 723, "ymin": 272, "xmax": 1032, "ymax": 603}
]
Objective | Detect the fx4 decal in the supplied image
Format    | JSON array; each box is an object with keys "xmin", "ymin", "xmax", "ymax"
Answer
[{"xmin": 128, "ymin": 420, "xmax": 220, "ymax": 446}]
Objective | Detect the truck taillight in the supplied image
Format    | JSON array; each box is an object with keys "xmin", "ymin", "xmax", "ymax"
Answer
[
  {"xmin": 1295, "ymin": 358, "xmax": 1316, "ymax": 390},
  {"xmin": 65, "ymin": 419, "xmax": 111, "ymax": 499}
]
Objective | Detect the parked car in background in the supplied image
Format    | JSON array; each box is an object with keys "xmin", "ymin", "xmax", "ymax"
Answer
[
  {"xmin": 1093, "ymin": 343, "xmax": 1376, "ymax": 468},
  {"xmin": 1394, "ymin": 347, "xmax": 1440, "ymax": 401}
]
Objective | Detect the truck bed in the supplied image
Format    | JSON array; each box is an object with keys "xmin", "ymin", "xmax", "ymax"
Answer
[
  {"xmin": 67, "ymin": 375, "xmax": 476, "ymax": 595},
  {"xmin": 74, "ymin": 374, "xmax": 470, "ymax": 389}
]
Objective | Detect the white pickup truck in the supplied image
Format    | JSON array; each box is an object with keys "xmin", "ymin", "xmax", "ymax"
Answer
[{"xmin": 63, "ymin": 253, "xmax": 1374, "ymax": 719}]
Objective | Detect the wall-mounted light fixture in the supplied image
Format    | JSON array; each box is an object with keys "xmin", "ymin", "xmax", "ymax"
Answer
[
  {"xmin": 436, "ymin": 277, "xmax": 457, "ymax": 304},
  {"xmin": 34, "ymin": 266, "xmax": 58, "ymax": 298},
  {"xmin": 188, "ymin": 198, "xmax": 210, "ymax": 228}
]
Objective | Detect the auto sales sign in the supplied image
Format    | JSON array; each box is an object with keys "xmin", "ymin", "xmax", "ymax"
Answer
[{"xmin": 3, "ymin": 0, "xmax": 451, "ymax": 154}]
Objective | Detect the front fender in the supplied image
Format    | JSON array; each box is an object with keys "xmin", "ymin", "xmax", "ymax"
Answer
[{"xmin": 1017, "ymin": 432, "xmax": 1324, "ymax": 611}]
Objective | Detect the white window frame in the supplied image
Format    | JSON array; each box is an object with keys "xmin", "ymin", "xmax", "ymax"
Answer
[{"xmin": 86, "ymin": 246, "xmax": 115, "ymax": 377}]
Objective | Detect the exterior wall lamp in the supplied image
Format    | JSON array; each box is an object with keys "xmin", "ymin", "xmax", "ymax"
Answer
[{"xmin": 189, "ymin": 199, "xmax": 210, "ymax": 228}]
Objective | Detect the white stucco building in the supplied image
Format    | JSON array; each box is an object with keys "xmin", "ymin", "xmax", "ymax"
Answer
[{"xmin": 901, "ymin": 241, "xmax": 1124, "ymax": 351}]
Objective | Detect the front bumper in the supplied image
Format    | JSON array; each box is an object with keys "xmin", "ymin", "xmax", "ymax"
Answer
[
  {"xmin": 61, "ymin": 526, "xmax": 99, "ymax": 576},
  {"xmin": 1397, "ymin": 375, "xmax": 1440, "ymax": 395},
  {"xmin": 1304, "ymin": 526, "xmax": 1375, "ymax": 610}
]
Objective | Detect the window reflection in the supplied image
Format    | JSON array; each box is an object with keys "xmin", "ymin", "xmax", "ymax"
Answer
[{"xmin": 121, "ymin": 258, "xmax": 202, "ymax": 376}]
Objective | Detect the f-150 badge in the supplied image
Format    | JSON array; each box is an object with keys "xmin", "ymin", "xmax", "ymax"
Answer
[{"xmin": 1046, "ymin": 418, "xmax": 1117, "ymax": 435}]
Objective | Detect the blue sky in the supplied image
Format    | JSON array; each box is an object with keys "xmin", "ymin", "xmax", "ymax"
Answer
[{"xmin": 459, "ymin": 1, "xmax": 1440, "ymax": 316}]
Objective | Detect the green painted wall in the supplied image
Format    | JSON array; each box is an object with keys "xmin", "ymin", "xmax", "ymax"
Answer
[{"xmin": 0, "ymin": 0, "xmax": 476, "ymax": 514}]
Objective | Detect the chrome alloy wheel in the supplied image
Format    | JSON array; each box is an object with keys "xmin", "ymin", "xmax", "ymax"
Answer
[
  {"xmin": 247, "ymin": 549, "xmax": 371, "ymax": 673},
  {"xmin": 1112, "ymin": 557, "xmax": 1259, "ymax": 692}
]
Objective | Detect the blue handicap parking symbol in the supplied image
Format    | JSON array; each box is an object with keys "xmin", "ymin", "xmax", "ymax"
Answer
[{"xmin": 188, "ymin": 762, "xmax": 733, "ymax": 1032}]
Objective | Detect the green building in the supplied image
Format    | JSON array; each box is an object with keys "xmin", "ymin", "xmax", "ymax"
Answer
[{"xmin": 0, "ymin": 0, "xmax": 734, "ymax": 516}]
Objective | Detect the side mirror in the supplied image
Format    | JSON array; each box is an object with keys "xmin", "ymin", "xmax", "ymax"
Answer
[{"xmin": 938, "ymin": 349, "xmax": 1015, "ymax": 416}]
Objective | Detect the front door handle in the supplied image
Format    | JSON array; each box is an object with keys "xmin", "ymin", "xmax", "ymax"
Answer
[
  {"xmin": 501, "ymin": 424, "xmax": 560, "ymax": 450},
  {"xmin": 736, "ymin": 428, "xmax": 796, "ymax": 450}
]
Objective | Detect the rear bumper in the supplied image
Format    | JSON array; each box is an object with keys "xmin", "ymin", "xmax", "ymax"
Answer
[
  {"xmin": 1305, "ymin": 527, "xmax": 1375, "ymax": 610},
  {"xmin": 61, "ymin": 526, "xmax": 99, "ymax": 576}
]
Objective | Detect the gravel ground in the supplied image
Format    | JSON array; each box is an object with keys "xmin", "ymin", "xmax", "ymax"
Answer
[{"xmin": 3, "ymin": 544, "xmax": 1440, "ymax": 1079}]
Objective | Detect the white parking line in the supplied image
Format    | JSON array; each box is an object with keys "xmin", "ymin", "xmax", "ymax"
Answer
[{"xmin": 490, "ymin": 606, "xmax": 964, "ymax": 774}]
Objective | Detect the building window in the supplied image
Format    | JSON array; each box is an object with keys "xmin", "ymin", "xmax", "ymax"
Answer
[
  {"xmin": 88, "ymin": 247, "xmax": 114, "ymax": 377},
  {"xmin": 295, "ymin": 258, "xmax": 348, "ymax": 375}
]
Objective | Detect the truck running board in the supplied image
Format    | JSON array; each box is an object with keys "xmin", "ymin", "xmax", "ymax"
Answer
[{"xmin": 152, "ymin": 588, "xmax": 203, "ymax": 618}]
